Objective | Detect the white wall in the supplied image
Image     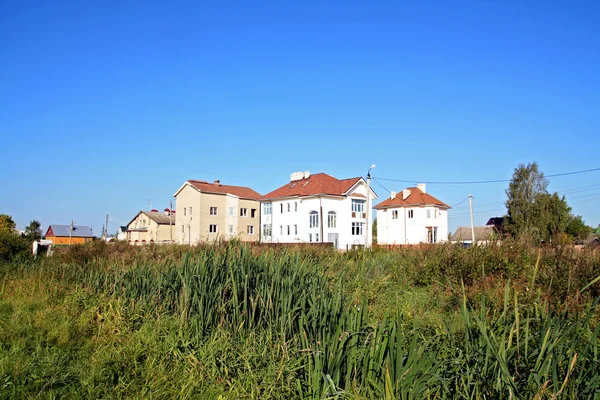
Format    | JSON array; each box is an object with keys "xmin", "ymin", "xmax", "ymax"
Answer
[{"xmin": 377, "ymin": 206, "xmax": 448, "ymax": 245}]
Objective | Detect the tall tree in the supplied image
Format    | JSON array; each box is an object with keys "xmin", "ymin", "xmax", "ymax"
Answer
[
  {"xmin": 505, "ymin": 162, "xmax": 548, "ymax": 240},
  {"xmin": 24, "ymin": 220, "xmax": 42, "ymax": 241},
  {"xmin": 535, "ymin": 192, "xmax": 571, "ymax": 242},
  {"xmin": 0, "ymin": 214, "xmax": 16, "ymax": 234},
  {"xmin": 566, "ymin": 215, "xmax": 592, "ymax": 241}
]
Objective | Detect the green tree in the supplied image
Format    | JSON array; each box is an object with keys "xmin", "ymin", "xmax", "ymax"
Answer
[
  {"xmin": 535, "ymin": 192, "xmax": 571, "ymax": 242},
  {"xmin": 566, "ymin": 215, "xmax": 592, "ymax": 241},
  {"xmin": 0, "ymin": 214, "xmax": 16, "ymax": 234},
  {"xmin": 24, "ymin": 220, "xmax": 42, "ymax": 241},
  {"xmin": 505, "ymin": 162, "xmax": 548, "ymax": 241}
]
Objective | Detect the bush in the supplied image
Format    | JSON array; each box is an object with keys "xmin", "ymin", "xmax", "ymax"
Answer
[{"xmin": 0, "ymin": 231, "xmax": 31, "ymax": 263}]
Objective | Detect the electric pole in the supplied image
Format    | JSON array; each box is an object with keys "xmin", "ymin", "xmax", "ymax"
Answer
[
  {"xmin": 105, "ymin": 214, "xmax": 109, "ymax": 241},
  {"xmin": 69, "ymin": 220, "xmax": 74, "ymax": 246},
  {"xmin": 469, "ymin": 194, "xmax": 475, "ymax": 245},
  {"xmin": 365, "ymin": 164, "xmax": 375, "ymax": 248}
]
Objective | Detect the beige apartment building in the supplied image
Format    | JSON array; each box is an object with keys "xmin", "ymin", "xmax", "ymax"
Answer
[
  {"xmin": 173, "ymin": 179, "xmax": 262, "ymax": 244},
  {"xmin": 126, "ymin": 209, "xmax": 176, "ymax": 244}
]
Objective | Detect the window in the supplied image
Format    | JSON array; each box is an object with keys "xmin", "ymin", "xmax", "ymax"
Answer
[
  {"xmin": 309, "ymin": 211, "xmax": 319, "ymax": 228},
  {"xmin": 210, "ymin": 207, "xmax": 218, "ymax": 216},
  {"xmin": 262, "ymin": 224, "xmax": 272, "ymax": 236},
  {"xmin": 408, "ymin": 210, "xmax": 414, "ymax": 219},
  {"xmin": 287, "ymin": 225, "xmax": 290, "ymax": 235},
  {"xmin": 181, "ymin": 225, "xmax": 184, "ymax": 233},
  {"xmin": 251, "ymin": 209, "xmax": 256, "ymax": 218},
  {"xmin": 294, "ymin": 224, "xmax": 298, "ymax": 235},
  {"xmin": 209, "ymin": 224, "xmax": 217, "ymax": 233},
  {"xmin": 280, "ymin": 204, "xmax": 284, "ymax": 213},
  {"xmin": 328, "ymin": 211, "xmax": 337, "ymax": 228},
  {"xmin": 351, "ymin": 199, "xmax": 365, "ymax": 213},
  {"xmin": 247, "ymin": 226, "xmax": 254, "ymax": 234},
  {"xmin": 184, "ymin": 208, "xmax": 186, "ymax": 216},
  {"xmin": 189, "ymin": 207, "xmax": 192, "ymax": 216},
  {"xmin": 351, "ymin": 222, "xmax": 364, "ymax": 236},
  {"xmin": 229, "ymin": 207, "xmax": 234, "ymax": 216},
  {"xmin": 309, "ymin": 233, "xmax": 313, "ymax": 242},
  {"xmin": 435, "ymin": 210, "xmax": 437, "ymax": 219},
  {"xmin": 295, "ymin": 202, "xmax": 298, "ymax": 212},
  {"xmin": 228, "ymin": 225, "xmax": 234, "ymax": 234},
  {"xmin": 280, "ymin": 225, "xmax": 283, "ymax": 235},
  {"xmin": 392, "ymin": 210, "xmax": 398, "ymax": 219},
  {"xmin": 427, "ymin": 209, "xmax": 431, "ymax": 219},
  {"xmin": 240, "ymin": 208, "xmax": 247, "ymax": 217},
  {"xmin": 263, "ymin": 203, "xmax": 272, "ymax": 215},
  {"xmin": 287, "ymin": 203, "xmax": 290, "ymax": 212},
  {"xmin": 315, "ymin": 233, "xmax": 319, "ymax": 242}
]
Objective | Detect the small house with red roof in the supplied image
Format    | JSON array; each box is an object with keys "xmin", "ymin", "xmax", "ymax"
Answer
[
  {"xmin": 260, "ymin": 171, "xmax": 378, "ymax": 249},
  {"xmin": 173, "ymin": 179, "xmax": 262, "ymax": 244},
  {"xmin": 374, "ymin": 184, "xmax": 450, "ymax": 245}
]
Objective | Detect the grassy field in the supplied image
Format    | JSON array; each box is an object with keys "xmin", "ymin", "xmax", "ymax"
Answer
[{"xmin": 1, "ymin": 241, "xmax": 599, "ymax": 399}]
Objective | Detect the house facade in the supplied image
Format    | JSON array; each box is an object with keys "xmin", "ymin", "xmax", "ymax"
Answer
[
  {"xmin": 450, "ymin": 225, "xmax": 497, "ymax": 246},
  {"xmin": 45, "ymin": 224, "xmax": 95, "ymax": 245},
  {"xmin": 260, "ymin": 172, "xmax": 378, "ymax": 250},
  {"xmin": 374, "ymin": 184, "xmax": 450, "ymax": 245},
  {"xmin": 126, "ymin": 209, "xmax": 176, "ymax": 244},
  {"xmin": 173, "ymin": 179, "xmax": 261, "ymax": 244}
]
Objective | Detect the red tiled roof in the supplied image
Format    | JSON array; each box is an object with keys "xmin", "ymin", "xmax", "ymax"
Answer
[
  {"xmin": 374, "ymin": 187, "xmax": 450, "ymax": 209},
  {"xmin": 188, "ymin": 180, "xmax": 262, "ymax": 200},
  {"xmin": 261, "ymin": 173, "xmax": 363, "ymax": 200}
]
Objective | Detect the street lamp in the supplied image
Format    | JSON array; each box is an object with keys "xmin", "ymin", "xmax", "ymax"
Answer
[{"xmin": 366, "ymin": 164, "xmax": 375, "ymax": 248}]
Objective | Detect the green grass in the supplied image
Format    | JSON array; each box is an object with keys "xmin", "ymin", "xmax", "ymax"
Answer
[{"xmin": 1, "ymin": 241, "xmax": 599, "ymax": 398}]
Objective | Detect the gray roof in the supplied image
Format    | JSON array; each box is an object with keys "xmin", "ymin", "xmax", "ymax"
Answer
[
  {"xmin": 142, "ymin": 211, "xmax": 175, "ymax": 225},
  {"xmin": 451, "ymin": 226, "xmax": 496, "ymax": 241},
  {"xmin": 48, "ymin": 225, "xmax": 95, "ymax": 238}
]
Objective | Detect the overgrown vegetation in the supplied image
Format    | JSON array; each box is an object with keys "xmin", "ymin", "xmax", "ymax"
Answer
[{"xmin": 1, "ymin": 241, "xmax": 599, "ymax": 398}]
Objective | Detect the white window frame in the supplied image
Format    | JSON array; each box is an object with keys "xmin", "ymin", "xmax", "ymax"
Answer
[
  {"xmin": 210, "ymin": 206, "xmax": 218, "ymax": 216},
  {"xmin": 228, "ymin": 225, "xmax": 234, "ymax": 234},
  {"xmin": 229, "ymin": 207, "xmax": 235, "ymax": 216},
  {"xmin": 408, "ymin": 210, "xmax": 414, "ymax": 219},
  {"xmin": 294, "ymin": 224, "xmax": 297, "ymax": 235},
  {"xmin": 351, "ymin": 199, "xmax": 365, "ymax": 213},
  {"xmin": 263, "ymin": 203, "xmax": 272, "ymax": 215},
  {"xmin": 327, "ymin": 211, "xmax": 337, "ymax": 228},
  {"xmin": 262, "ymin": 224, "xmax": 271, "ymax": 237},
  {"xmin": 351, "ymin": 222, "xmax": 364, "ymax": 236},
  {"xmin": 295, "ymin": 202, "xmax": 298, "ymax": 212},
  {"xmin": 209, "ymin": 224, "xmax": 217, "ymax": 233},
  {"xmin": 309, "ymin": 211, "xmax": 319, "ymax": 228},
  {"xmin": 287, "ymin": 225, "xmax": 290, "ymax": 235},
  {"xmin": 287, "ymin": 203, "xmax": 291, "ymax": 212},
  {"xmin": 392, "ymin": 210, "xmax": 398, "ymax": 219},
  {"xmin": 240, "ymin": 208, "xmax": 247, "ymax": 217},
  {"xmin": 427, "ymin": 209, "xmax": 431, "ymax": 219},
  {"xmin": 247, "ymin": 225, "xmax": 254, "ymax": 235}
]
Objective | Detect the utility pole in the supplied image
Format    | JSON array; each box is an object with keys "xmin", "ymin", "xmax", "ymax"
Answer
[
  {"xmin": 365, "ymin": 164, "xmax": 375, "ymax": 248},
  {"xmin": 69, "ymin": 220, "xmax": 74, "ymax": 246},
  {"xmin": 469, "ymin": 194, "xmax": 475, "ymax": 245},
  {"xmin": 169, "ymin": 200, "xmax": 173, "ymax": 244},
  {"xmin": 104, "ymin": 214, "xmax": 109, "ymax": 241}
]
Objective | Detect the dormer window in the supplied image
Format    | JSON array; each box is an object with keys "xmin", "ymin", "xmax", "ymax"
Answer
[
  {"xmin": 303, "ymin": 181, "xmax": 309, "ymax": 187},
  {"xmin": 289, "ymin": 183, "xmax": 296, "ymax": 188}
]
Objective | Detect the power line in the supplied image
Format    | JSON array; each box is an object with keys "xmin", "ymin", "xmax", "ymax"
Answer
[
  {"xmin": 373, "ymin": 166, "xmax": 600, "ymax": 185},
  {"xmin": 451, "ymin": 197, "xmax": 469, "ymax": 208},
  {"xmin": 372, "ymin": 178, "xmax": 392, "ymax": 195}
]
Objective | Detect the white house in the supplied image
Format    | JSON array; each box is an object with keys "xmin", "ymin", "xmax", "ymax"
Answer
[
  {"xmin": 260, "ymin": 171, "xmax": 378, "ymax": 250},
  {"xmin": 374, "ymin": 184, "xmax": 450, "ymax": 245}
]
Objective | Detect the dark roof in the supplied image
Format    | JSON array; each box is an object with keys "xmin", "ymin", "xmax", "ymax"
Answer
[
  {"xmin": 261, "ymin": 173, "xmax": 364, "ymax": 200},
  {"xmin": 46, "ymin": 225, "xmax": 95, "ymax": 238},
  {"xmin": 450, "ymin": 226, "xmax": 496, "ymax": 241},
  {"xmin": 127, "ymin": 211, "xmax": 175, "ymax": 228},
  {"xmin": 143, "ymin": 211, "xmax": 175, "ymax": 225},
  {"xmin": 184, "ymin": 180, "xmax": 262, "ymax": 200},
  {"xmin": 374, "ymin": 187, "xmax": 449, "ymax": 210}
]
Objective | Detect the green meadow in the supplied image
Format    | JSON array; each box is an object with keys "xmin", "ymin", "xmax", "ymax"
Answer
[{"xmin": 1, "ymin": 241, "xmax": 599, "ymax": 399}]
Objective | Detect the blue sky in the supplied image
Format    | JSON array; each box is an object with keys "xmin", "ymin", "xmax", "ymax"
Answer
[{"xmin": 1, "ymin": 1, "xmax": 599, "ymax": 234}]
